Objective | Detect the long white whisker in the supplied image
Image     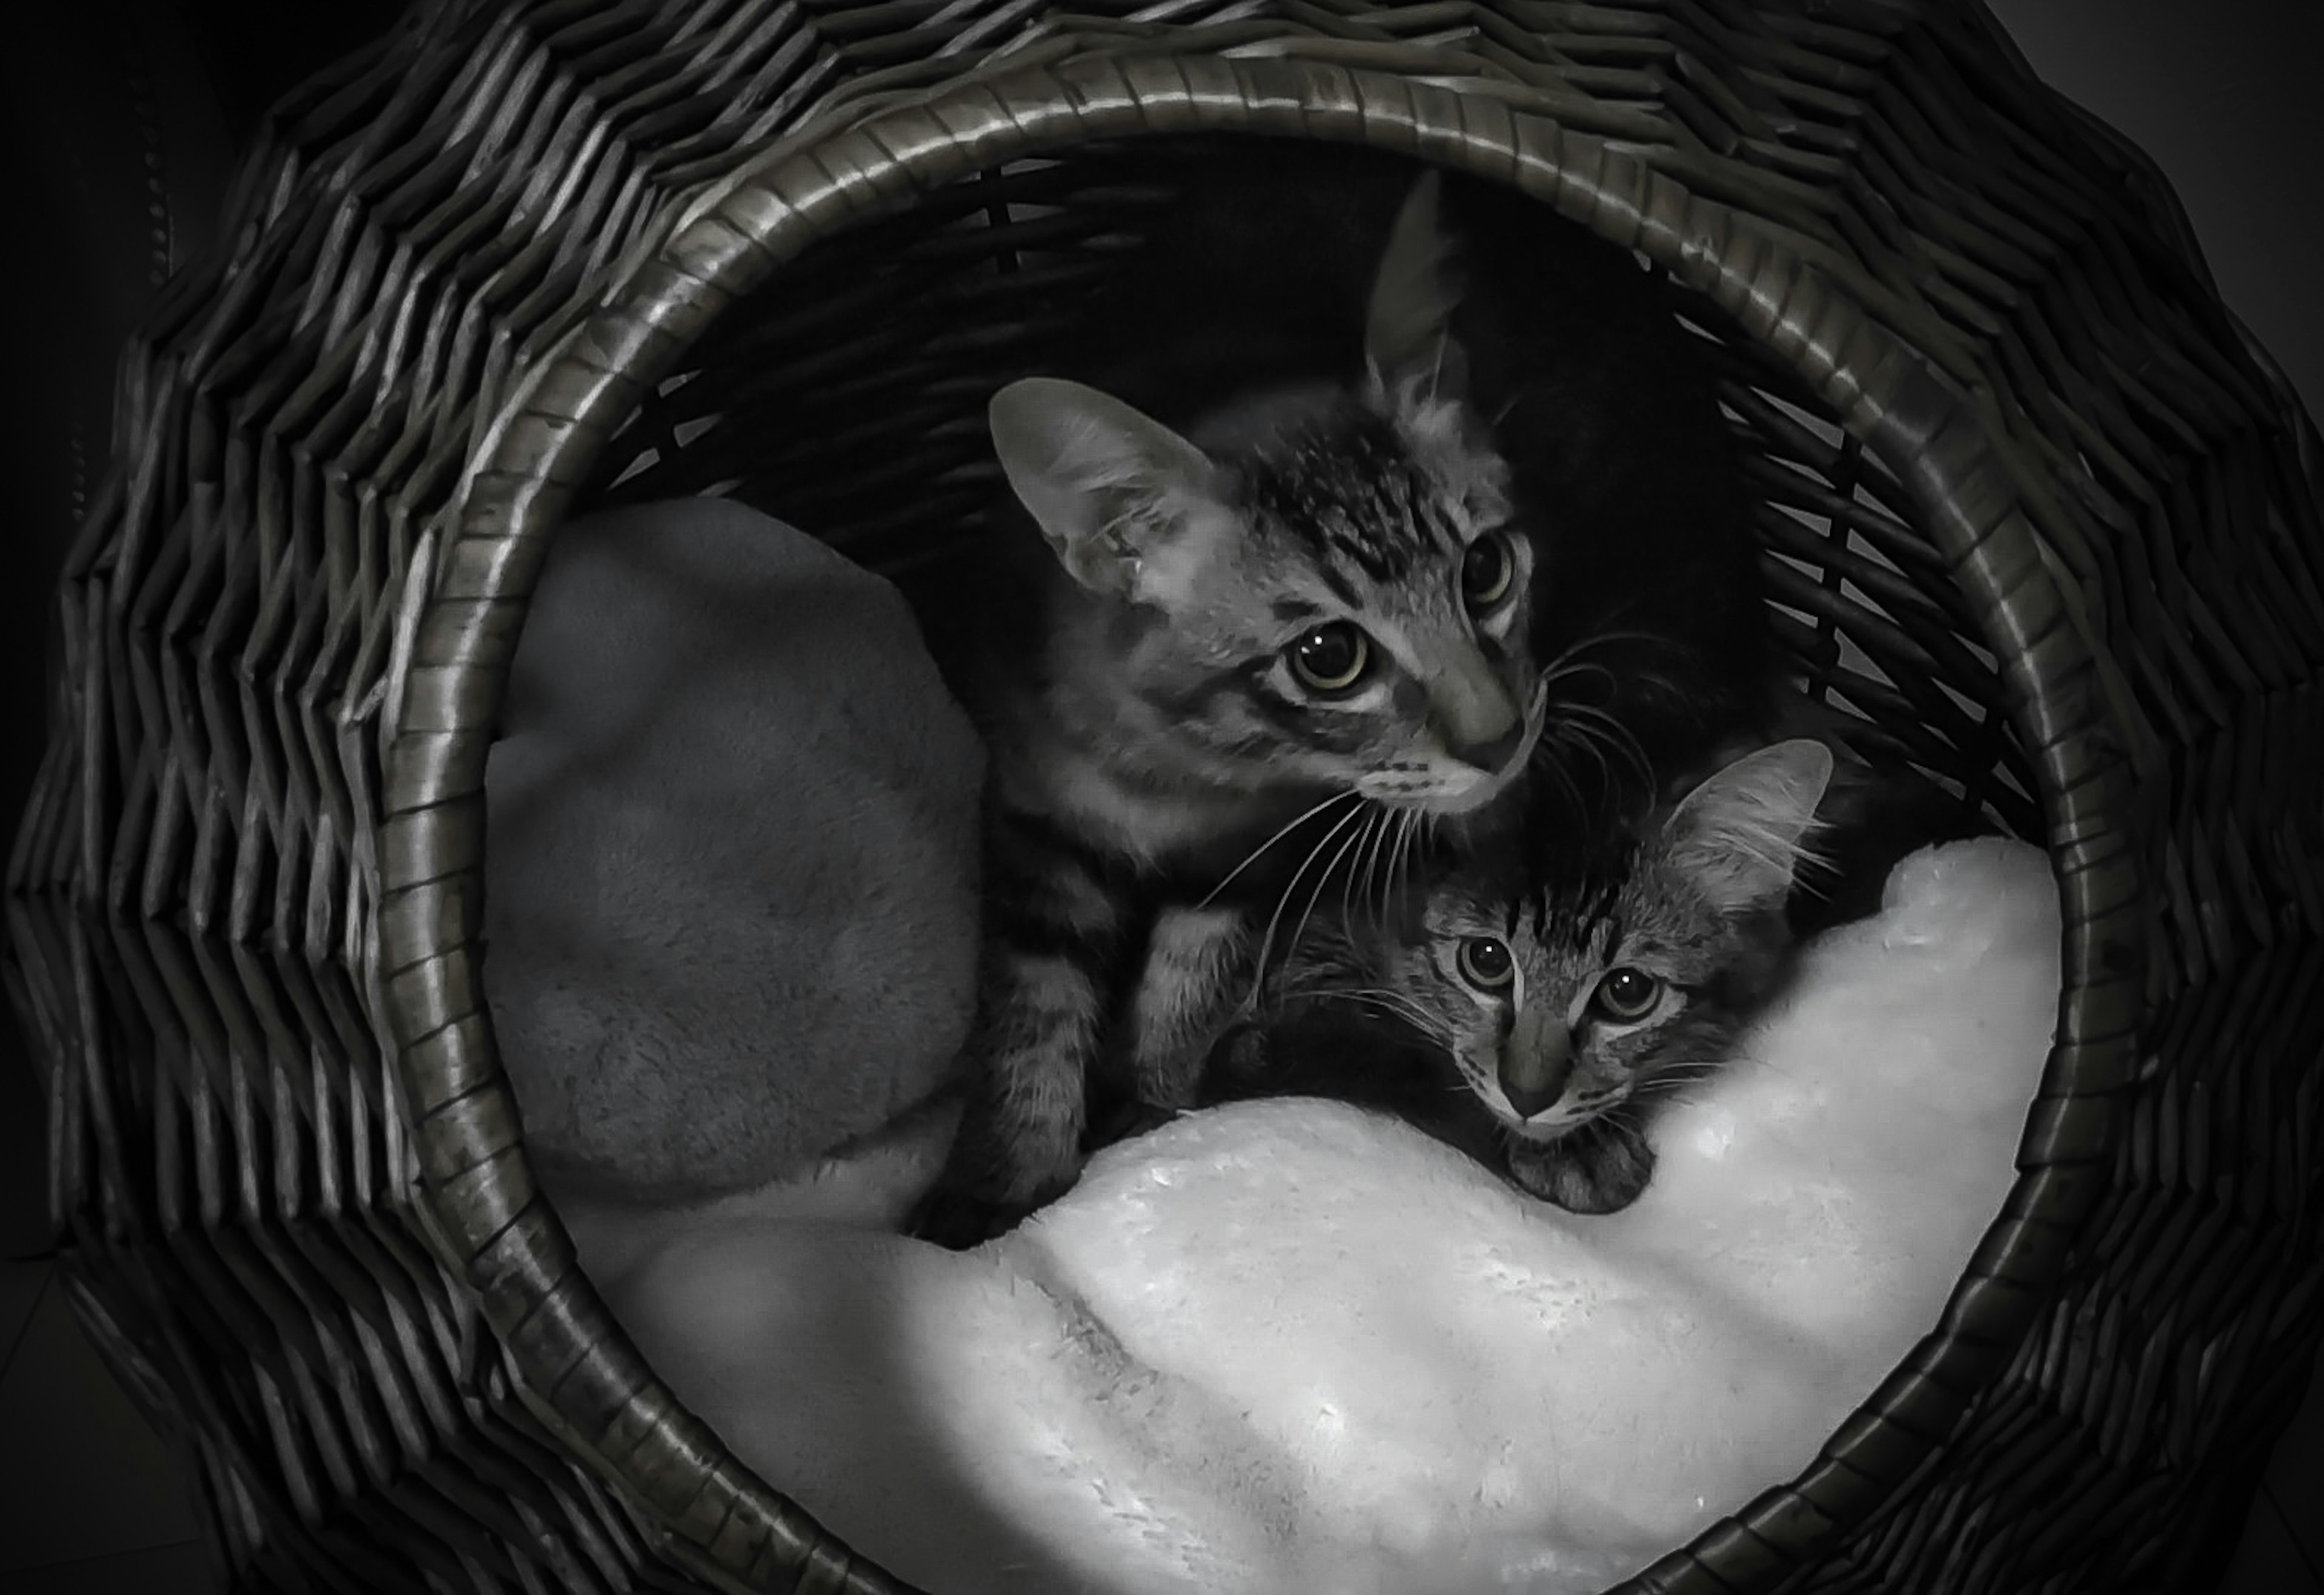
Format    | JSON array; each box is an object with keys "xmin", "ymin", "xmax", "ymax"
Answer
[
  {"xmin": 1561, "ymin": 722, "xmax": 1623, "ymax": 806},
  {"xmin": 1362, "ymin": 807, "xmax": 1399, "ymax": 933},
  {"xmin": 1558, "ymin": 699, "xmax": 1648, "ymax": 755},
  {"xmin": 1290, "ymin": 984, "xmax": 1445, "ymax": 1036},
  {"xmin": 1389, "ymin": 809, "xmax": 1421, "ymax": 927},
  {"xmin": 1251, "ymin": 801, "xmax": 1368, "ymax": 1002},
  {"xmin": 1290, "ymin": 808, "xmax": 1374, "ymax": 976},
  {"xmin": 1556, "ymin": 589, "xmax": 1676, "ymax": 642},
  {"xmin": 1369, "ymin": 812, "xmax": 1392, "ymax": 933},
  {"xmin": 1562, "ymin": 704, "xmax": 1656, "ymax": 793},
  {"xmin": 1630, "ymin": 1077, "xmax": 1712, "ymax": 1105},
  {"xmin": 1535, "ymin": 629, "xmax": 1672, "ymax": 677},
  {"xmin": 1376, "ymin": 809, "xmax": 1407, "ymax": 931},
  {"xmin": 1357, "ymin": 814, "xmax": 1385, "ymax": 939},
  {"xmin": 1351, "ymin": 998, "xmax": 1445, "ymax": 1037},
  {"xmin": 1489, "ymin": 381, "xmax": 1533, "ymax": 429},
  {"xmin": 1536, "ymin": 732, "xmax": 1592, "ymax": 827},
  {"xmin": 1200, "ymin": 789, "xmax": 1362, "ymax": 909},
  {"xmin": 1536, "ymin": 659, "xmax": 1621, "ymax": 699},
  {"xmin": 1530, "ymin": 628, "xmax": 1691, "ymax": 715},
  {"xmin": 1342, "ymin": 807, "xmax": 1382, "ymax": 939}
]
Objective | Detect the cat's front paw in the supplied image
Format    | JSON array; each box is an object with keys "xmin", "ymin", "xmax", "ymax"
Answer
[
  {"xmin": 1503, "ymin": 1138, "xmax": 1564, "ymax": 1205},
  {"xmin": 1505, "ymin": 1125, "xmax": 1655, "ymax": 1215}
]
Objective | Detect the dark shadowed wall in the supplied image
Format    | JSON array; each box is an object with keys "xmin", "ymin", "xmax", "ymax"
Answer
[{"xmin": 1988, "ymin": 0, "xmax": 2324, "ymax": 415}]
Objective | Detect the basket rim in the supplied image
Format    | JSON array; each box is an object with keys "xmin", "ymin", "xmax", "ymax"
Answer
[{"xmin": 375, "ymin": 44, "xmax": 2143, "ymax": 1595}]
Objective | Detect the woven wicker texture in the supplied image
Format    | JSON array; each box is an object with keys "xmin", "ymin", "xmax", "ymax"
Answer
[{"xmin": 5, "ymin": 0, "xmax": 2319, "ymax": 1591}]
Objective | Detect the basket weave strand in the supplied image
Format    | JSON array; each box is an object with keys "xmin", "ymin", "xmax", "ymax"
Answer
[{"xmin": 6, "ymin": 1, "xmax": 2321, "ymax": 1591}]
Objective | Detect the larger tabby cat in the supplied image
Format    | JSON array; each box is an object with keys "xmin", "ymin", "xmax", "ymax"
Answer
[{"xmin": 914, "ymin": 145, "xmax": 1769, "ymax": 1243}]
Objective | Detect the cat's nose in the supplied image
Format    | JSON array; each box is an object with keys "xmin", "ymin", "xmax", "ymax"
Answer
[
  {"xmin": 1430, "ymin": 658, "xmax": 1523, "ymax": 773},
  {"xmin": 1449, "ymin": 720, "xmax": 1526, "ymax": 775},
  {"xmin": 1500, "ymin": 1018, "xmax": 1572, "ymax": 1119}
]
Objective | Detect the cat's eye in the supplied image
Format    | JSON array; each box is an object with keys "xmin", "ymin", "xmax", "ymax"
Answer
[
  {"xmin": 1287, "ymin": 623, "xmax": 1372, "ymax": 694},
  {"xmin": 1456, "ymin": 936, "xmax": 1515, "ymax": 992},
  {"xmin": 1590, "ymin": 967, "xmax": 1662, "ymax": 1022},
  {"xmin": 1459, "ymin": 531, "xmax": 1515, "ymax": 611}
]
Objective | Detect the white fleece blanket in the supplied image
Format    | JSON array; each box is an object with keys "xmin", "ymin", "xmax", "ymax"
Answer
[{"xmin": 597, "ymin": 837, "xmax": 2056, "ymax": 1593}]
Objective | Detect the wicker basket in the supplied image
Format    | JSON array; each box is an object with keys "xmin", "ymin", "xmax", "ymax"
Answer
[{"xmin": 7, "ymin": 0, "xmax": 2320, "ymax": 1590}]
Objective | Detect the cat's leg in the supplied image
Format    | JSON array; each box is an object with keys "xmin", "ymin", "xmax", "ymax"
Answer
[
  {"xmin": 1504, "ymin": 1117, "xmax": 1657, "ymax": 1215},
  {"xmin": 1120, "ymin": 902, "xmax": 1259, "ymax": 1129},
  {"xmin": 910, "ymin": 814, "xmax": 1128, "ymax": 1248}
]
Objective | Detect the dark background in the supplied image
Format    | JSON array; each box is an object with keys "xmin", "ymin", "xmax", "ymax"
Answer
[
  {"xmin": 0, "ymin": 0, "xmax": 2319, "ymax": 1588},
  {"xmin": 0, "ymin": 0, "xmax": 405, "ymax": 1234},
  {"xmin": 1992, "ymin": 0, "xmax": 2323, "ymax": 416}
]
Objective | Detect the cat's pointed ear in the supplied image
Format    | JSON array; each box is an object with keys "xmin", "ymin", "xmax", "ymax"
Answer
[
  {"xmin": 988, "ymin": 377, "xmax": 1223, "ymax": 599},
  {"xmin": 1662, "ymin": 738, "xmax": 1834, "ymax": 915},
  {"xmin": 1365, "ymin": 169, "xmax": 1469, "ymax": 403}
]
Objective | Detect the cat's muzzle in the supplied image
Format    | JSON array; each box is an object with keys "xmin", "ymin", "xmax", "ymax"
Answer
[{"xmin": 1499, "ymin": 1010, "xmax": 1574, "ymax": 1120}]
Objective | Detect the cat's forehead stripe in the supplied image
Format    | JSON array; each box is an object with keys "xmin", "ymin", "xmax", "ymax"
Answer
[
  {"xmin": 1505, "ymin": 835, "xmax": 1639, "ymax": 952},
  {"xmin": 1240, "ymin": 406, "xmax": 1458, "ymax": 584}
]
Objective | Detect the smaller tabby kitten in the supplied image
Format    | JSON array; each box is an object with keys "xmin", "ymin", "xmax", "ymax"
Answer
[{"xmin": 1216, "ymin": 738, "xmax": 1832, "ymax": 1214}]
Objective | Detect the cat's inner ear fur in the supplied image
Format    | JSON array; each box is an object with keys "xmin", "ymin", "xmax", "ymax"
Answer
[
  {"xmin": 988, "ymin": 377, "xmax": 1228, "ymax": 602},
  {"xmin": 1662, "ymin": 738, "xmax": 1836, "ymax": 915},
  {"xmin": 1364, "ymin": 169, "xmax": 1469, "ymax": 407}
]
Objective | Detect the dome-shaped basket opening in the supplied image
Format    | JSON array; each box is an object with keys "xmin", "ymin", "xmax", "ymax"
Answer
[{"xmin": 378, "ymin": 49, "xmax": 2141, "ymax": 1594}]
